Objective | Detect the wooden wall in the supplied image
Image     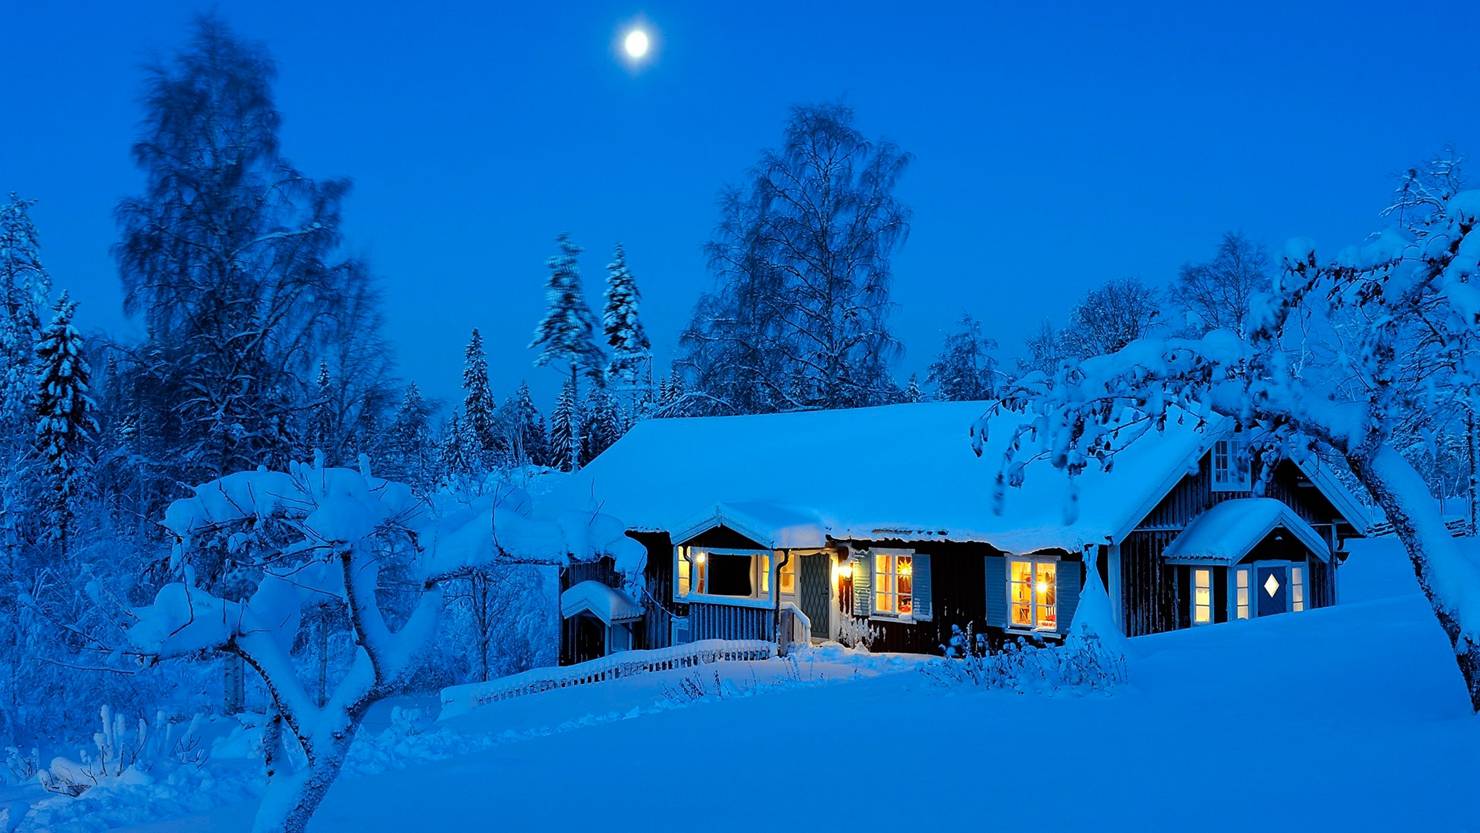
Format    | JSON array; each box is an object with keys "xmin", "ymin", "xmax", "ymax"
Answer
[{"xmin": 847, "ymin": 539, "xmax": 989, "ymax": 655}]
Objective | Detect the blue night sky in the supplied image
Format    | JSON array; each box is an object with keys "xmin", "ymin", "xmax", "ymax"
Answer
[{"xmin": 4, "ymin": 0, "xmax": 1478, "ymax": 408}]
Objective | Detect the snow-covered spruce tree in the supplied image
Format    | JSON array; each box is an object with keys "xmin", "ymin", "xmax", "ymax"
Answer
[
  {"xmin": 679, "ymin": 103, "xmax": 909, "ymax": 413},
  {"xmin": 385, "ymin": 382, "xmax": 435, "ymax": 493},
  {"xmin": 308, "ymin": 361, "xmax": 335, "ymax": 463},
  {"xmin": 33, "ymin": 292, "xmax": 97, "ymax": 559},
  {"xmin": 508, "ymin": 381, "xmax": 548, "ymax": 468},
  {"xmin": 927, "ymin": 314, "xmax": 1000, "ymax": 402},
  {"xmin": 602, "ymin": 243, "xmax": 653, "ymax": 424},
  {"xmin": 549, "ymin": 377, "xmax": 578, "ymax": 473},
  {"xmin": 126, "ymin": 458, "xmax": 642, "ymax": 833},
  {"xmin": 580, "ymin": 386, "xmax": 620, "ymax": 466},
  {"xmin": 529, "ymin": 234, "xmax": 605, "ymax": 471},
  {"xmin": 437, "ymin": 412, "xmax": 476, "ymax": 487},
  {"xmin": 462, "ymin": 327, "xmax": 502, "ymax": 466},
  {"xmin": 976, "ymin": 188, "xmax": 1480, "ymax": 710},
  {"xmin": 902, "ymin": 373, "xmax": 923, "ymax": 403}
]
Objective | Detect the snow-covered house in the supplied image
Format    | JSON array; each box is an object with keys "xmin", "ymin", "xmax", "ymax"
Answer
[{"xmin": 546, "ymin": 402, "xmax": 1372, "ymax": 661}]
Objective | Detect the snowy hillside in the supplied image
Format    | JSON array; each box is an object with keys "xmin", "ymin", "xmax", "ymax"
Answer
[{"xmin": 13, "ymin": 538, "xmax": 1471, "ymax": 833}]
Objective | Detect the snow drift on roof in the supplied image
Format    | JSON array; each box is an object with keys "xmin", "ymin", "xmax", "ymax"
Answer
[
  {"xmin": 560, "ymin": 580, "xmax": 644, "ymax": 624},
  {"xmin": 548, "ymin": 402, "xmax": 1220, "ymax": 553},
  {"xmin": 1162, "ymin": 498, "xmax": 1330, "ymax": 564},
  {"xmin": 675, "ymin": 501, "xmax": 828, "ymax": 549}
]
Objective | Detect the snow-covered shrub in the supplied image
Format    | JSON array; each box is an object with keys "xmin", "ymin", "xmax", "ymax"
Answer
[
  {"xmin": 662, "ymin": 670, "xmax": 751, "ymax": 704},
  {"xmin": 37, "ymin": 706, "xmax": 207, "ymax": 797},
  {"xmin": 834, "ymin": 616, "xmax": 880, "ymax": 650},
  {"xmin": 2, "ymin": 747, "xmax": 38, "ymax": 785},
  {"xmin": 925, "ymin": 631, "xmax": 1127, "ymax": 694}
]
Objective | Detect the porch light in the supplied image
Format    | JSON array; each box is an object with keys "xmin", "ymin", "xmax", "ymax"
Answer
[{"xmin": 694, "ymin": 552, "xmax": 706, "ymax": 564}]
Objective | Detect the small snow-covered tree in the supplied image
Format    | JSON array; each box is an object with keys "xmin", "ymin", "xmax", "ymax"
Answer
[
  {"xmin": 902, "ymin": 373, "xmax": 923, "ymax": 403},
  {"xmin": 580, "ymin": 386, "xmax": 620, "ymax": 465},
  {"xmin": 927, "ymin": 314, "xmax": 1000, "ymax": 402},
  {"xmin": 462, "ymin": 328, "xmax": 501, "ymax": 466},
  {"xmin": 34, "ymin": 292, "xmax": 96, "ymax": 558},
  {"xmin": 1016, "ymin": 320, "xmax": 1066, "ymax": 379},
  {"xmin": 549, "ymin": 378, "xmax": 578, "ymax": 473},
  {"xmin": 603, "ymin": 243, "xmax": 652, "ymax": 422},
  {"xmin": 976, "ymin": 188, "xmax": 1480, "ymax": 710},
  {"xmin": 307, "ymin": 361, "xmax": 335, "ymax": 463},
  {"xmin": 530, "ymin": 234, "xmax": 605, "ymax": 472},
  {"xmin": 126, "ymin": 459, "xmax": 641, "ymax": 833},
  {"xmin": 507, "ymin": 381, "xmax": 548, "ymax": 468},
  {"xmin": 385, "ymin": 383, "xmax": 435, "ymax": 493}
]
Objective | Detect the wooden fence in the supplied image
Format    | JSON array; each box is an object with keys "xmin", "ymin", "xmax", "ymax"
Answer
[{"xmin": 441, "ymin": 639, "xmax": 775, "ymax": 716}]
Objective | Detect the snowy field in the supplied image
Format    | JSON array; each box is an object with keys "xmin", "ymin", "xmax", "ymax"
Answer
[{"xmin": 16, "ymin": 539, "xmax": 1480, "ymax": 833}]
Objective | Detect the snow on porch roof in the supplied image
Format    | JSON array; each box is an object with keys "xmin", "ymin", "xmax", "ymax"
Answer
[
  {"xmin": 560, "ymin": 580, "xmax": 644, "ymax": 625},
  {"xmin": 548, "ymin": 401, "xmax": 1221, "ymax": 554},
  {"xmin": 1162, "ymin": 498, "xmax": 1331, "ymax": 565},
  {"xmin": 673, "ymin": 501, "xmax": 828, "ymax": 549}
]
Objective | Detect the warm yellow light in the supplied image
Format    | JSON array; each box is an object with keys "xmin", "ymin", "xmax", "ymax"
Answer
[
  {"xmin": 1035, "ymin": 580, "xmax": 1048, "ymax": 594},
  {"xmin": 694, "ymin": 552, "xmax": 706, "ymax": 564},
  {"xmin": 898, "ymin": 561, "xmax": 912, "ymax": 577}
]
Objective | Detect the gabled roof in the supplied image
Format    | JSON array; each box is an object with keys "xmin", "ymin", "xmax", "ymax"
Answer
[
  {"xmin": 549, "ymin": 402, "xmax": 1222, "ymax": 554},
  {"xmin": 673, "ymin": 502, "xmax": 828, "ymax": 550},
  {"xmin": 1162, "ymin": 498, "xmax": 1331, "ymax": 564},
  {"xmin": 560, "ymin": 580, "xmax": 643, "ymax": 624}
]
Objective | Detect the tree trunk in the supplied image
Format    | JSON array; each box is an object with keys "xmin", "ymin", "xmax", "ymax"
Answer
[
  {"xmin": 315, "ymin": 609, "xmax": 329, "ymax": 707},
  {"xmin": 1467, "ymin": 410, "xmax": 1477, "ymax": 536},
  {"xmin": 253, "ymin": 733, "xmax": 355, "ymax": 833},
  {"xmin": 1350, "ymin": 445, "xmax": 1480, "ymax": 711},
  {"xmin": 224, "ymin": 653, "xmax": 246, "ymax": 714}
]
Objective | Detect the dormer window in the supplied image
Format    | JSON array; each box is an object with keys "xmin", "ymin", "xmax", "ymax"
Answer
[{"xmin": 1211, "ymin": 439, "xmax": 1251, "ymax": 492}]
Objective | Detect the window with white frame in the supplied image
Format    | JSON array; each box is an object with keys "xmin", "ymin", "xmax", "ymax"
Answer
[
  {"xmin": 1192, "ymin": 568, "xmax": 1213, "ymax": 625},
  {"xmin": 1007, "ymin": 557, "xmax": 1058, "ymax": 631},
  {"xmin": 674, "ymin": 547, "xmax": 772, "ymax": 601},
  {"xmin": 873, "ymin": 552, "xmax": 914, "ymax": 617},
  {"xmin": 1211, "ymin": 439, "xmax": 1251, "ymax": 491},
  {"xmin": 1291, "ymin": 565, "xmax": 1305, "ymax": 612},
  {"xmin": 1234, "ymin": 566, "xmax": 1251, "ymax": 620}
]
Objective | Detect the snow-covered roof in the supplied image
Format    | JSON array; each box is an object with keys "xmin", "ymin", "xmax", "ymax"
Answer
[
  {"xmin": 549, "ymin": 402, "xmax": 1222, "ymax": 554},
  {"xmin": 560, "ymin": 580, "xmax": 644, "ymax": 624},
  {"xmin": 1162, "ymin": 498, "xmax": 1331, "ymax": 564},
  {"xmin": 674, "ymin": 501, "xmax": 828, "ymax": 549}
]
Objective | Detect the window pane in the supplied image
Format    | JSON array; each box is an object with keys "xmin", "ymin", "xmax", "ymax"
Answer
[
  {"xmin": 779, "ymin": 555, "xmax": 796, "ymax": 594},
  {"xmin": 759, "ymin": 555, "xmax": 770, "ymax": 594},
  {"xmin": 677, "ymin": 552, "xmax": 690, "ymax": 596},
  {"xmin": 1009, "ymin": 560, "xmax": 1033, "ymax": 626},
  {"xmin": 1037, "ymin": 562, "xmax": 1057, "ymax": 629}
]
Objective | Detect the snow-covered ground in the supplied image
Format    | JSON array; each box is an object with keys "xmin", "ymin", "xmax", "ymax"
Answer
[{"xmin": 19, "ymin": 538, "xmax": 1480, "ymax": 833}]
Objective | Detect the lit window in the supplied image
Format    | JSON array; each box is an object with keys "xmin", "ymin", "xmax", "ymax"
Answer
[
  {"xmin": 675, "ymin": 548, "xmax": 775, "ymax": 601},
  {"xmin": 1008, "ymin": 557, "xmax": 1057, "ymax": 631},
  {"xmin": 778, "ymin": 554, "xmax": 797, "ymax": 595},
  {"xmin": 873, "ymin": 553, "xmax": 913, "ymax": 617},
  {"xmin": 1192, "ymin": 568, "xmax": 1212, "ymax": 625},
  {"xmin": 1291, "ymin": 566, "xmax": 1305, "ymax": 612},
  {"xmin": 1211, "ymin": 439, "xmax": 1251, "ymax": 492},
  {"xmin": 1234, "ymin": 566, "xmax": 1250, "ymax": 620}
]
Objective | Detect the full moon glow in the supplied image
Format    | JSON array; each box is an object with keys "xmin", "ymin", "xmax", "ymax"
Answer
[{"xmin": 624, "ymin": 28, "xmax": 650, "ymax": 59}]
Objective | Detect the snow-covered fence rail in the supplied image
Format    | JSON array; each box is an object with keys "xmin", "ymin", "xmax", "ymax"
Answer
[
  {"xmin": 440, "ymin": 639, "xmax": 776, "ymax": 717},
  {"xmin": 1367, "ymin": 517, "xmax": 1470, "ymax": 538}
]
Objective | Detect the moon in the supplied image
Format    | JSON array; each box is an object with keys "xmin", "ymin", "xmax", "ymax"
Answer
[{"xmin": 623, "ymin": 28, "xmax": 650, "ymax": 60}]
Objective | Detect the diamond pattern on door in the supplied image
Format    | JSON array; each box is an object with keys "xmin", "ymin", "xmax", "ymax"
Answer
[{"xmin": 1263, "ymin": 573, "xmax": 1281, "ymax": 597}]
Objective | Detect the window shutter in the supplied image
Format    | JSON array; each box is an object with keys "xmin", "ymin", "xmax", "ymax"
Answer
[
  {"xmin": 1057, "ymin": 559, "xmax": 1082, "ymax": 633},
  {"xmin": 852, "ymin": 553, "xmax": 872, "ymax": 617},
  {"xmin": 912, "ymin": 553, "xmax": 932, "ymax": 621},
  {"xmin": 985, "ymin": 555, "xmax": 1006, "ymax": 627}
]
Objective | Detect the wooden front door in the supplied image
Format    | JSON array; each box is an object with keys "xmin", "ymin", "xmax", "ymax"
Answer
[
  {"xmin": 799, "ymin": 553, "xmax": 832, "ymax": 640},
  {"xmin": 1256, "ymin": 565, "xmax": 1289, "ymax": 617},
  {"xmin": 573, "ymin": 613, "xmax": 606, "ymax": 663}
]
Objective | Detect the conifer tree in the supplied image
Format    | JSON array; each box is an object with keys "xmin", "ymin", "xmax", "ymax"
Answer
[
  {"xmin": 506, "ymin": 381, "xmax": 547, "ymax": 467},
  {"xmin": 903, "ymin": 373, "xmax": 923, "ymax": 403},
  {"xmin": 602, "ymin": 243, "xmax": 652, "ymax": 422},
  {"xmin": 926, "ymin": 314, "xmax": 999, "ymax": 402},
  {"xmin": 309, "ymin": 361, "xmax": 335, "ymax": 462},
  {"xmin": 438, "ymin": 412, "xmax": 473, "ymax": 485},
  {"xmin": 580, "ymin": 386, "xmax": 620, "ymax": 465},
  {"xmin": 387, "ymin": 382, "xmax": 434, "ymax": 492},
  {"xmin": 530, "ymin": 234, "xmax": 605, "ymax": 471},
  {"xmin": 462, "ymin": 328, "xmax": 500, "ymax": 466},
  {"xmin": 33, "ymin": 292, "xmax": 96, "ymax": 557},
  {"xmin": 548, "ymin": 378, "xmax": 578, "ymax": 473}
]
